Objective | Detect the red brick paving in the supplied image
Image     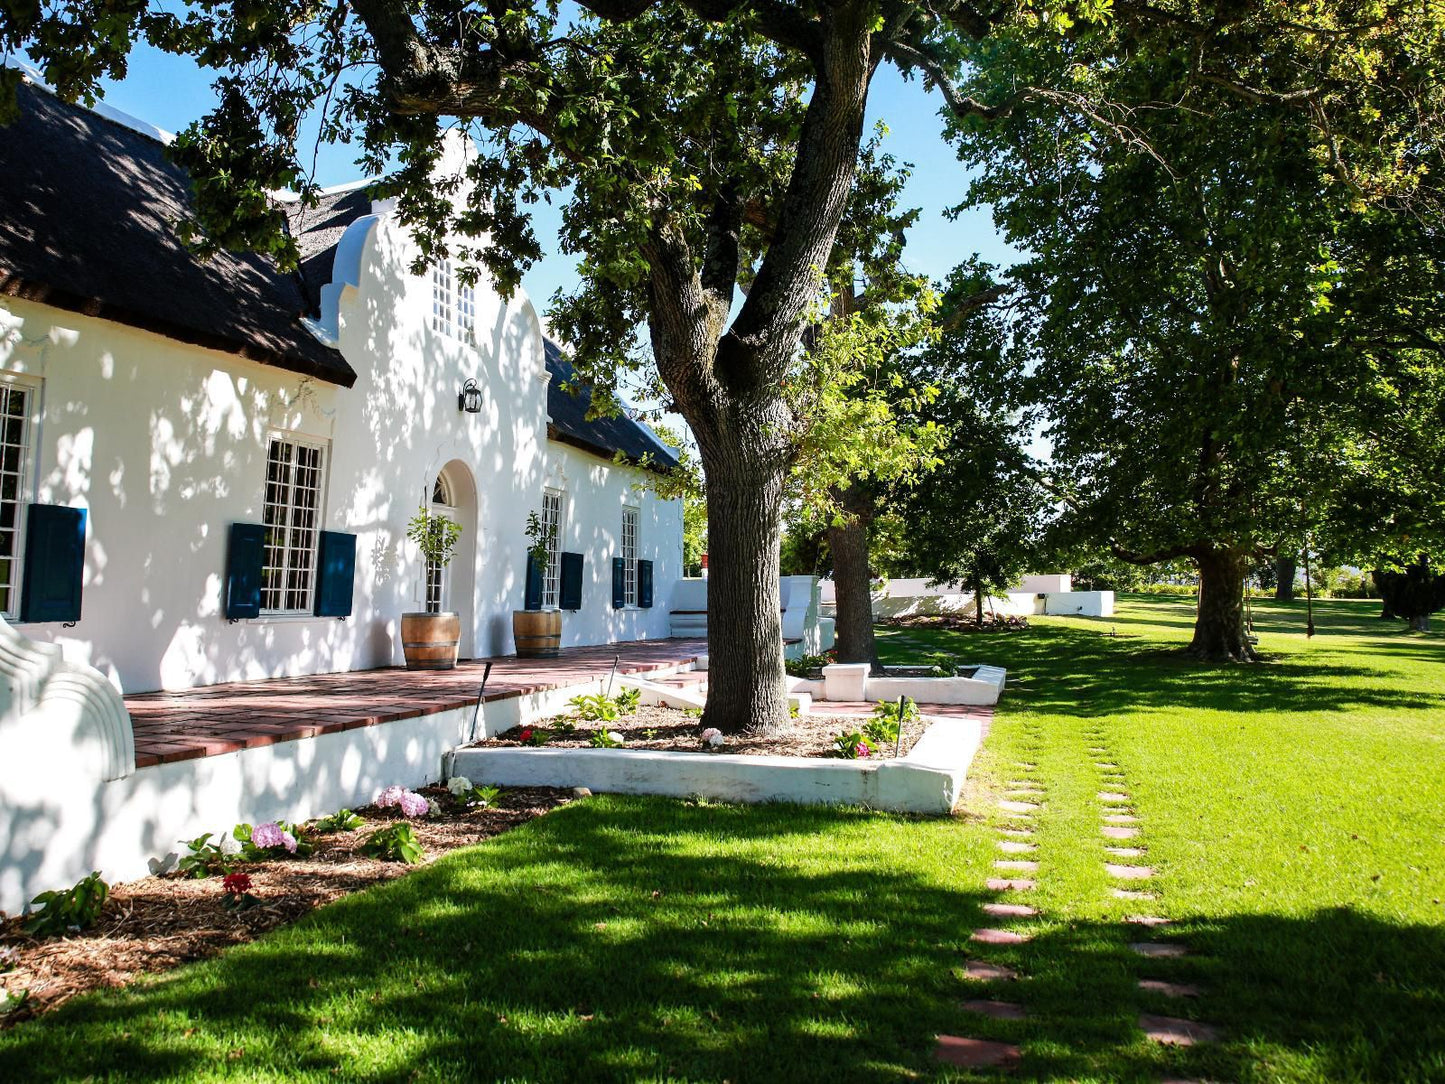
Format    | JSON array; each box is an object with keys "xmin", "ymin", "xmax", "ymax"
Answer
[
  {"xmin": 126, "ymin": 639, "xmax": 707, "ymax": 767},
  {"xmin": 1130, "ymin": 942, "xmax": 1189, "ymax": 958},
  {"xmin": 964, "ymin": 959, "xmax": 1020, "ymax": 982},
  {"xmin": 982, "ymin": 902, "xmax": 1038, "ymax": 918},
  {"xmin": 986, "ymin": 878, "xmax": 1036, "ymax": 892},
  {"xmin": 961, "ymin": 999, "xmax": 1028, "ymax": 1020},
  {"xmin": 1138, "ymin": 1013, "xmax": 1220, "ymax": 1045},
  {"xmin": 934, "ymin": 1035, "xmax": 1022, "ymax": 1069},
  {"xmin": 971, "ymin": 927, "xmax": 1031, "ymax": 945},
  {"xmin": 1138, "ymin": 979, "xmax": 1201, "ymax": 998}
]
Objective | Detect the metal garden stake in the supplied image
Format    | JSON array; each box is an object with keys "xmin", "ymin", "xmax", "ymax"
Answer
[{"xmin": 467, "ymin": 661, "xmax": 493, "ymax": 743}]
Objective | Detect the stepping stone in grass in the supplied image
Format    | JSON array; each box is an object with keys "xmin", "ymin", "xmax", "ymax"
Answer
[
  {"xmin": 1104, "ymin": 814, "xmax": 1140, "ymax": 824},
  {"xmin": 987, "ymin": 878, "xmax": 1037, "ymax": 892},
  {"xmin": 1102, "ymin": 826, "xmax": 1139, "ymax": 839},
  {"xmin": 1105, "ymin": 847, "xmax": 1147, "ymax": 858},
  {"xmin": 1111, "ymin": 888, "xmax": 1157, "ymax": 900},
  {"xmin": 1138, "ymin": 978, "xmax": 1201, "ymax": 998},
  {"xmin": 999, "ymin": 800, "xmax": 1040, "ymax": 813},
  {"xmin": 962, "ymin": 999, "xmax": 1028, "ymax": 1020},
  {"xmin": 1130, "ymin": 942, "xmax": 1188, "ymax": 958},
  {"xmin": 1000, "ymin": 827, "xmax": 1036, "ymax": 838},
  {"xmin": 1098, "ymin": 791, "xmax": 1131, "ymax": 802},
  {"xmin": 1006, "ymin": 779, "xmax": 1042, "ymax": 788},
  {"xmin": 1106, "ymin": 864, "xmax": 1155, "ymax": 880},
  {"xmin": 1125, "ymin": 915, "xmax": 1173, "ymax": 927},
  {"xmin": 934, "ymin": 1035, "xmax": 1023, "ymax": 1069},
  {"xmin": 994, "ymin": 860, "xmax": 1040, "ymax": 872},
  {"xmin": 983, "ymin": 902, "xmax": 1039, "ymax": 918},
  {"xmin": 1088, "ymin": 747, "xmax": 1108, "ymax": 754},
  {"xmin": 1095, "ymin": 762, "xmax": 1118, "ymax": 770},
  {"xmin": 964, "ymin": 959, "xmax": 1020, "ymax": 981},
  {"xmin": 997, "ymin": 840, "xmax": 1038, "ymax": 854},
  {"xmin": 1138, "ymin": 1013, "xmax": 1220, "ymax": 1046},
  {"xmin": 1006, "ymin": 790, "xmax": 1045, "ymax": 799},
  {"xmin": 971, "ymin": 927, "xmax": 1031, "ymax": 944}
]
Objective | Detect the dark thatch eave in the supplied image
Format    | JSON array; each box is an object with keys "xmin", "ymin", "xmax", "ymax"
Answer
[{"xmin": 544, "ymin": 339, "xmax": 679, "ymax": 474}]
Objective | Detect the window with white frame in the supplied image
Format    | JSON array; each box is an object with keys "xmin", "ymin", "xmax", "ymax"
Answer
[
  {"xmin": 261, "ymin": 434, "xmax": 327, "ymax": 614},
  {"xmin": 431, "ymin": 259, "xmax": 476, "ymax": 343},
  {"xmin": 0, "ymin": 379, "xmax": 37, "ymax": 617},
  {"xmin": 621, "ymin": 505, "xmax": 639, "ymax": 606},
  {"xmin": 541, "ymin": 488, "xmax": 563, "ymax": 609},
  {"xmin": 425, "ymin": 472, "xmax": 455, "ymax": 614}
]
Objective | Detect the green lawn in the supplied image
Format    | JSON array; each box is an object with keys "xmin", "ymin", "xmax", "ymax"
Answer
[{"xmin": 2, "ymin": 596, "xmax": 1442, "ymax": 1081}]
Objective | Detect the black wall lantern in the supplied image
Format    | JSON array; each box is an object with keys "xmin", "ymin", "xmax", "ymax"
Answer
[{"xmin": 458, "ymin": 378, "xmax": 483, "ymax": 414}]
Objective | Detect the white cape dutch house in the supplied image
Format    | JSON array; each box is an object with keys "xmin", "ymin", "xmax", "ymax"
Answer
[{"xmin": 0, "ymin": 75, "xmax": 684, "ymax": 913}]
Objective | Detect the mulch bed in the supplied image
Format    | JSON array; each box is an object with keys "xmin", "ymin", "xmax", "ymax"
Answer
[
  {"xmin": 0, "ymin": 786, "xmax": 572, "ymax": 1026},
  {"xmin": 485, "ymin": 704, "xmax": 929, "ymax": 760}
]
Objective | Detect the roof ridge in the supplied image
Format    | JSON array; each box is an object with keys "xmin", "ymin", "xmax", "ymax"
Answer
[{"xmin": 6, "ymin": 59, "xmax": 175, "ymax": 147}]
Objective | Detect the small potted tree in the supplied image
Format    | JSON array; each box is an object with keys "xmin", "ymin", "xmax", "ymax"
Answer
[
  {"xmin": 401, "ymin": 503, "xmax": 464, "ymax": 669},
  {"xmin": 513, "ymin": 510, "xmax": 561, "ymax": 657}
]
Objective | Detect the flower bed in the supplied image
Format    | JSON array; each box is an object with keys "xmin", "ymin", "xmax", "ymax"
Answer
[
  {"xmin": 0, "ymin": 786, "xmax": 572, "ymax": 1026},
  {"xmin": 484, "ymin": 704, "xmax": 929, "ymax": 760}
]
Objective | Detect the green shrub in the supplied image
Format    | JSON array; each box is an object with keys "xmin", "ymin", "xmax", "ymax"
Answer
[
  {"xmin": 569, "ymin": 692, "xmax": 620, "ymax": 722},
  {"xmin": 784, "ymin": 653, "xmax": 831, "ymax": 677},
  {"xmin": 832, "ymin": 731, "xmax": 874, "ymax": 759},
  {"xmin": 588, "ymin": 729, "xmax": 625, "ymax": 748},
  {"xmin": 26, "ymin": 871, "xmax": 109, "ymax": 937},
  {"xmin": 361, "ymin": 823, "xmax": 425, "ymax": 864},
  {"xmin": 177, "ymin": 832, "xmax": 230, "ymax": 878},
  {"xmin": 615, "ymin": 687, "xmax": 641, "ymax": 713},
  {"xmin": 315, "ymin": 809, "xmax": 365, "ymax": 833}
]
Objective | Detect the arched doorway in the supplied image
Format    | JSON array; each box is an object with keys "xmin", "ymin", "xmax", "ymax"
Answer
[{"xmin": 430, "ymin": 460, "xmax": 478, "ymax": 659}]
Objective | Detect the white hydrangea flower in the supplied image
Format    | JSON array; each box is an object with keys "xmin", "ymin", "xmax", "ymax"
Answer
[
  {"xmin": 706, "ymin": 732, "xmax": 726, "ymax": 748},
  {"xmin": 607, "ymin": 731, "xmax": 625, "ymax": 744},
  {"xmin": 427, "ymin": 799, "xmax": 442, "ymax": 817},
  {"xmin": 446, "ymin": 776, "xmax": 474, "ymax": 797}
]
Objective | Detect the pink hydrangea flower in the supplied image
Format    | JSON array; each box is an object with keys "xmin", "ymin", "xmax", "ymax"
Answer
[
  {"xmin": 855, "ymin": 742, "xmax": 871, "ymax": 759},
  {"xmin": 252, "ymin": 821, "xmax": 297, "ymax": 853},
  {"xmin": 398, "ymin": 790, "xmax": 430, "ymax": 818},
  {"xmin": 375, "ymin": 785, "xmax": 406, "ymax": 809}
]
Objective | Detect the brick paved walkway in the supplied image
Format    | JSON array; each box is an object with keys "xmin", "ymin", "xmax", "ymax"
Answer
[{"xmin": 125, "ymin": 639, "xmax": 707, "ymax": 768}]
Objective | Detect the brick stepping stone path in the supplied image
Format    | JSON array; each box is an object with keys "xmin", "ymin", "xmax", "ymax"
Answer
[
  {"xmin": 1106, "ymin": 864, "xmax": 1155, "ymax": 880},
  {"xmin": 1138, "ymin": 1013, "xmax": 1221, "ymax": 1046},
  {"xmin": 1139, "ymin": 979, "xmax": 1202, "ymax": 998},
  {"xmin": 934, "ymin": 1035, "xmax": 1022, "ymax": 1069},
  {"xmin": 983, "ymin": 902, "xmax": 1039, "ymax": 918},
  {"xmin": 997, "ymin": 840, "xmax": 1038, "ymax": 854},
  {"xmin": 1130, "ymin": 942, "xmax": 1189, "ymax": 958},
  {"xmin": 998, "ymin": 799, "xmax": 1040, "ymax": 813},
  {"xmin": 1104, "ymin": 813, "xmax": 1140, "ymax": 824},
  {"xmin": 994, "ymin": 860, "xmax": 1040, "ymax": 872},
  {"xmin": 964, "ymin": 959, "xmax": 1020, "ymax": 982},
  {"xmin": 1102, "ymin": 826, "xmax": 1139, "ymax": 839},
  {"xmin": 1105, "ymin": 846, "xmax": 1147, "ymax": 858},
  {"xmin": 962, "ymin": 999, "xmax": 1028, "ymax": 1020},
  {"xmin": 1124, "ymin": 915, "xmax": 1172, "ymax": 927},
  {"xmin": 971, "ymin": 927, "xmax": 1031, "ymax": 945},
  {"xmin": 1111, "ymin": 888, "xmax": 1157, "ymax": 900},
  {"xmin": 987, "ymin": 878, "xmax": 1036, "ymax": 891},
  {"xmin": 1098, "ymin": 791, "xmax": 1131, "ymax": 802},
  {"xmin": 1000, "ymin": 827, "xmax": 1036, "ymax": 838}
]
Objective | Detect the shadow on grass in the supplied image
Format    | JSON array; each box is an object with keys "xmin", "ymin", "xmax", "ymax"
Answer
[
  {"xmin": 1, "ymin": 798, "xmax": 1442, "ymax": 1082},
  {"xmin": 877, "ymin": 598, "xmax": 1445, "ymax": 721}
]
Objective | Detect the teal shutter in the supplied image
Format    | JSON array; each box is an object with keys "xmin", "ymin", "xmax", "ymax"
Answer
[
  {"xmin": 19, "ymin": 504, "xmax": 85, "ymax": 623},
  {"xmin": 638, "ymin": 559, "xmax": 654, "ymax": 608},
  {"xmin": 612, "ymin": 557, "xmax": 626, "ymax": 608},
  {"xmin": 314, "ymin": 531, "xmax": 356, "ymax": 617},
  {"xmin": 559, "ymin": 551, "xmax": 584, "ymax": 610},
  {"xmin": 224, "ymin": 522, "xmax": 265, "ymax": 619},
  {"xmin": 523, "ymin": 552, "xmax": 543, "ymax": 611}
]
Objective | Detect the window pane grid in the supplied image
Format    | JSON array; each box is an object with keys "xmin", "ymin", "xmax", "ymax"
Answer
[
  {"xmin": 542, "ymin": 489, "xmax": 563, "ymax": 609},
  {"xmin": 261, "ymin": 436, "xmax": 325, "ymax": 614},
  {"xmin": 0, "ymin": 385, "xmax": 31, "ymax": 616},
  {"xmin": 431, "ymin": 260, "xmax": 453, "ymax": 335},
  {"xmin": 457, "ymin": 282, "xmax": 476, "ymax": 343},
  {"xmin": 622, "ymin": 506, "xmax": 639, "ymax": 607}
]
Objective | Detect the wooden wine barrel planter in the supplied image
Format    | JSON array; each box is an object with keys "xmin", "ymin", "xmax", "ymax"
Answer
[
  {"xmin": 401, "ymin": 612, "xmax": 461, "ymax": 670},
  {"xmin": 513, "ymin": 609, "xmax": 562, "ymax": 658}
]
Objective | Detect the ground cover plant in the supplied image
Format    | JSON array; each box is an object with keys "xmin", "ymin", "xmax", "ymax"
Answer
[{"xmin": 0, "ymin": 597, "xmax": 1440, "ymax": 1081}]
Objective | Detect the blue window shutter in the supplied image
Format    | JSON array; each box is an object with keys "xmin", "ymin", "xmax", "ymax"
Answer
[
  {"xmin": 224, "ymin": 522, "xmax": 265, "ymax": 619},
  {"xmin": 638, "ymin": 559, "xmax": 654, "ymax": 609},
  {"xmin": 314, "ymin": 531, "xmax": 356, "ymax": 617},
  {"xmin": 523, "ymin": 552, "xmax": 543, "ymax": 611},
  {"xmin": 19, "ymin": 504, "xmax": 85, "ymax": 623},
  {"xmin": 612, "ymin": 557, "xmax": 626, "ymax": 609},
  {"xmin": 558, "ymin": 551, "xmax": 584, "ymax": 611}
]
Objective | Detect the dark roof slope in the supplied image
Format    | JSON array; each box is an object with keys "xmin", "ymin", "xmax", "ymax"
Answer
[
  {"xmin": 0, "ymin": 79, "xmax": 354, "ymax": 386},
  {"xmin": 284, "ymin": 185, "xmax": 373, "ymax": 316},
  {"xmin": 545, "ymin": 340, "xmax": 680, "ymax": 472}
]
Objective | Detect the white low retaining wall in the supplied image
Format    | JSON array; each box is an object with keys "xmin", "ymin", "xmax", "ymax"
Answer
[
  {"xmin": 821, "ymin": 663, "xmax": 1007, "ymax": 706},
  {"xmin": 449, "ymin": 713, "xmax": 983, "ymax": 814}
]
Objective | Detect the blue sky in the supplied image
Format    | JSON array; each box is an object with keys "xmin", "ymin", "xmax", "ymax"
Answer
[{"xmin": 88, "ymin": 43, "xmax": 1018, "ymax": 315}]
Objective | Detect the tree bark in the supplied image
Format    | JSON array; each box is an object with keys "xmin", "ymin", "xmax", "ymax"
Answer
[
  {"xmin": 1409, "ymin": 614, "xmax": 1430, "ymax": 632},
  {"xmin": 826, "ymin": 495, "xmax": 879, "ymax": 671},
  {"xmin": 1188, "ymin": 549, "xmax": 1258, "ymax": 661},
  {"xmin": 1274, "ymin": 554, "xmax": 1296, "ymax": 600},
  {"xmin": 974, "ymin": 575, "xmax": 984, "ymax": 630}
]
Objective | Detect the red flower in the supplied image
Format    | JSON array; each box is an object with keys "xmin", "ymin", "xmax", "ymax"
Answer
[
  {"xmin": 222, "ymin": 872, "xmax": 253, "ymax": 896},
  {"xmin": 519, "ymin": 728, "xmax": 534, "ymax": 742}
]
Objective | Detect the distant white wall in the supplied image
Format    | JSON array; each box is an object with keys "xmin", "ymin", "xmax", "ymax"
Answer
[{"xmin": 0, "ymin": 206, "xmax": 681, "ymax": 693}]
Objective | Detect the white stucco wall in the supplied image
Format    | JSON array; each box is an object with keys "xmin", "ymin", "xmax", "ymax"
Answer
[{"xmin": 0, "ymin": 206, "xmax": 682, "ymax": 693}]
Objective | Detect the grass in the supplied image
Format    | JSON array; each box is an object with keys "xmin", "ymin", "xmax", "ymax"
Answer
[{"xmin": 1, "ymin": 596, "xmax": 1442, "ymax": 1081}]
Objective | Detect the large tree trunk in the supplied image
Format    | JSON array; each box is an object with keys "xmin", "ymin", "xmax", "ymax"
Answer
[
  {"xmin": 1275, "ymin": 554, "xmax": 1296, "ymax": 600},
  {"xmin": 1189, "ymin": 549, "xmax": 1258, "ymax": 661},
  {"xmin": 826, "ymin": 493, "xmax": 879, "ymax": 670},
  {"xmin": 1409, "ymin": 614, "xmax": 1430, "ymax": 632}
]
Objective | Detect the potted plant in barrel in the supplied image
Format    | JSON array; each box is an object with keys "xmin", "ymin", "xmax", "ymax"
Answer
[
  {"xmin": 401, "ymin": 503, "xmax": 464, "ymax": 669},
  {"xmin": 513, "ymin": 510, "xmax": 561, "ymax": 657}
]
